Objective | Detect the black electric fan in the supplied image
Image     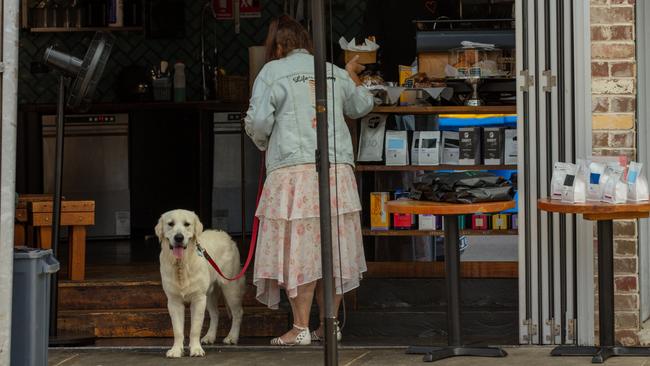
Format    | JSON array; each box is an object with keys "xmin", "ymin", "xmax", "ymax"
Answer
[{"xmin": 41, "ymin": 31, "xmax": 114, "ymax": 345}]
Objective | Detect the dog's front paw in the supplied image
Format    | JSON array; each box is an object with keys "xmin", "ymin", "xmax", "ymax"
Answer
[
  {"xmin": 223, "ymin": 334, "xmax": 239, "ymax": 345},
  {"xmin": 190, "ymin": 345, "xmax": 206, "ymax": 357},
  {"xmin": 166, "ymin": 346, "xmax": 184, "ymax": 358},
  {"xmin": 201, "ymin": 334, "xmax": 216, "ymax": 345}
]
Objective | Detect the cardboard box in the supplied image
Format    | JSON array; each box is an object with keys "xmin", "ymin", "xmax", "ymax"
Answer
[
  {"xmin": 441, "ymin": 131, "xmax": 460, "ymax": 165},
  {"xmin": 483, "ymin": 127, "xmax": 504, "ymax": 165},
  {"xmin": 385, "ymin": 130, "xmax": 409, "ymax": 166},
  {"xmin": 417, "ymin": 52, "xmax": 448, "ymax": 79},
  {"xmin": 370, "ymin": 192, "xmax": 390, "ymax": 230},
  {"xmin": 472, "ymin": 214, "xmax": 489, "ymax": 230},
  {"xmin": 459, "ymin": 127, "xmax": 482, "ymax": 165},
  {"xmin": 412, "ymin": 131, "xmax": 441, "ymax": 166},
  {"xmin": 419, "ymin": 214, "xmax": 436, "ymax": 230},
  {"xmin": 393, "ymin": 213, "xmax": 414, "ymax": 229},
  {"xmin": 458, "ymin": 215, "xmax": 467, "ymax": 230},
  {"xmin": 411, "ymin": 131, "xmax": 422, "ymax": 165},
  {"xmin": 398, "ymin": 65, "xmax": 417, "ymax": 104},
  {"xmin": 504, "ymin": 129, "xmax": 517, "ymax": 165},
  {"xmin": 345, "ymin": 50, "xmax": 376, "ymax": 64},
  {"xmin": 393, "ymin": 191, "xmax": 414, "ymax": 229},
  {"xmin": 492, "ymin": 214, "xmax": 509, "ymax": 230}
]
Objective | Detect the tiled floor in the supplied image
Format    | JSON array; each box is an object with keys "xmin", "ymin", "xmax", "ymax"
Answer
[{"xmin": 48, "ymin": 347, "xmax": 650, "ymax": 366}]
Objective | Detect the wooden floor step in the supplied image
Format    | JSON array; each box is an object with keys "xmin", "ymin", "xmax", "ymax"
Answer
[
  {"xmin": 58, "ymin": 307, "xmax": 289, "ymax": 338},
  {"xmin": 58, "ymin": 280, "xmax": 262, "ymax": 310}
]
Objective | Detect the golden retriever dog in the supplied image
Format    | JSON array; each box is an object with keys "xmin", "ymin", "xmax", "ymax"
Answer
[{"xmin": 155, "ymin": 209, "xmax": 245, "ymax": 358}]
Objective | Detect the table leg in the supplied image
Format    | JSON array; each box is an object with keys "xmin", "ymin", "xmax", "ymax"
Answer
[
  {"xmin": 14, "ymin": 223, "xmax": 26, "ymax": 246},
  {"xmin": 552, "ymin": 220, "xmax": 650, "ymax": 363},
  {"xmin": 597, "ymin": 220, "xmax": 615, "ymax": 361},
  {"xmin": 69, "ymin": 226, "xmax": 86, "ymax": 281},
  {"xmin": 39, "ymin": 227, "xmax": 52, "ymax": 250},
  {"xmin": 406, "ymin": 215, "xmax": 507, "ymax": 362}
]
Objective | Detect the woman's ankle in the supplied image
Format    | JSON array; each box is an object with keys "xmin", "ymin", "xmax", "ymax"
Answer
[{"xmin": 293, "ymin": 323, "xmax": 309, "ymax": 331}]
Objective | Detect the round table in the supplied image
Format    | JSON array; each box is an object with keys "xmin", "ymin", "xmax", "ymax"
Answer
[
  {"xmin": 387, "ymin": 199, "xmax": 515, "ymax": 363},
  {"xmin": 538, "ymin": 198, "xmax": 650, "ymax": 363}
]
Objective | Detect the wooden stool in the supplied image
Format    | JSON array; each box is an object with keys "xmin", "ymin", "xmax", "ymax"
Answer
[
  {"xmin": 15, "ymin": 201, "xmax": 28, "ymax": 247},
  {"xmin": 14, "ymin": 194, "xmax": 57, "ymax": 247},
  {"xmin": 28, "ymin": 200, "xmax": 95, "ymax": 281}
]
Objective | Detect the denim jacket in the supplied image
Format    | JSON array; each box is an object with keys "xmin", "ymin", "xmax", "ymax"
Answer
[{"xmin": 244, "ymin": 49, "xmax": 374, "ymax": 173}]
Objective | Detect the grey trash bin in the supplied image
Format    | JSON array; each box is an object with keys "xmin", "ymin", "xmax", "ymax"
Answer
[{"xmin": 12, "ymin": 248, "xmax": 60, "ymax": 366}]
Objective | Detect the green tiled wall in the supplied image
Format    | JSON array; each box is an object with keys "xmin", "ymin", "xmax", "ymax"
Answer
[{"xmin": 18, "ymin": 0, "xmax": 367, "ymax": 104}]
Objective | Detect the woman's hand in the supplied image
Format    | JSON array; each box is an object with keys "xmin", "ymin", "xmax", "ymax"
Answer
[
  {"xmin": 345, "ymin": 55, "xmax": 365, "ymax": 75},
  {"xmin": 345, "ymin": 55, "xmax": 365, "ymax": 86}
]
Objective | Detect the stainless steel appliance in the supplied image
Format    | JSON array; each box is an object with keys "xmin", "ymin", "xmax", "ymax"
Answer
[
  {"xmin": 212, "ymin": 112, "xmax": 261, "ymax": 235},
  {"xmin": 42, "ymin": 113, "xmax": 130, "ymax": 239}
]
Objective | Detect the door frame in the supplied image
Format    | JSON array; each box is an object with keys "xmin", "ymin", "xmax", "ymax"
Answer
[
  {"xmin": 572, "ymin": 0, "xmax": 595, "ymax": 346},
  {"xmin": 637, "ymin": 0, "xmax": 650, "ymax": 323},
  {"xmin": 516, "ymin": 0, "xmax": 594, "ymax": 346}
]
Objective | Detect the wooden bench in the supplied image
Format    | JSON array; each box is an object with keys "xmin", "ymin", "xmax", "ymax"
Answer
[{"xmin": 28, "ymin": 200, "xmax": 95, "ymax": 281}]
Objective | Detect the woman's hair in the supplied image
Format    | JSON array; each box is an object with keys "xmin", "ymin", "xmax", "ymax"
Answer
[{"xmin": 264, "ymin": 15, "xmax": 313, "ymax": 62}]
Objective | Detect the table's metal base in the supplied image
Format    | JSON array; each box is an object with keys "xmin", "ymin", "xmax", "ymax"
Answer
[
  {"xmin": 551, "ymin": 345, "xmax": 650, "ymax": 363},
  {"xmin": 407, "ymin": 345, "xmax": 508, "ymax": 362}
]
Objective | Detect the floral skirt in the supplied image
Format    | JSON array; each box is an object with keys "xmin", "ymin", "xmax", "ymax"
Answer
[{"xmin": 253, "ymin": 163, "xmax": 367, "ymax": 309}]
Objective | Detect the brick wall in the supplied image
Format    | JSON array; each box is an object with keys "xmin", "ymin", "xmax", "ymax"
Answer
[{"xmin": 590, "ymin": 0, "xmax": 639, "ymax": 346}]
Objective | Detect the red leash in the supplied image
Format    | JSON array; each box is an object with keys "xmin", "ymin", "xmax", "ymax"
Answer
[{"xmin": 198, "ymin": 155, "xmax": 265, "ymax": 281}]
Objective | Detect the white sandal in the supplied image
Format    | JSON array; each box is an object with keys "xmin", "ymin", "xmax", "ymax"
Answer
[
  {"xmin": 310, "ymin": 321, "xmax": 342, "ymax": 342},
  {"xmin": 270, "ymin": 324, "xmax": 311, "ymax": 346}
]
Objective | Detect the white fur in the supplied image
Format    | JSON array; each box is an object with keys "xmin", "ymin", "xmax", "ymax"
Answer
[{"xmin": 156, "ymin": 209, "xmax": 245, "ymax": 358}]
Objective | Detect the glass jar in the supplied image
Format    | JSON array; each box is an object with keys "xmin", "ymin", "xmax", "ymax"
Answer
[{"xmin": 448, "ymin": 47, "xmax": 502, "ymax": 78}]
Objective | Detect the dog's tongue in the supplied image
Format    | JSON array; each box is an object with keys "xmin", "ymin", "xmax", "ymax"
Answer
[{"xmin": 173, "ymin": 246, "xmax": 184, "ymax": 259}]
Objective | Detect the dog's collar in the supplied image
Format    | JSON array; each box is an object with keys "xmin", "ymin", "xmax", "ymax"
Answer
[{"xmin": 195, "ymin": 242, "xmax": 205, "ymax": 257}]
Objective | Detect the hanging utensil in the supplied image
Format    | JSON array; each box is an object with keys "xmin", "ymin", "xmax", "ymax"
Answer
[
  {"xmin": 289, "ymin": 0, "xmax": 295, "ymax": 17},
  {"xmin": 160, "ymin": 60, "xmax": 168, "ymax": 76},
  {"xmin": 234, "ymin": 0, "xmax": 240, "ymax": 33},
  {"xmin": 296, "ymin": 0, "xmax": 304, "ymax": 22}
]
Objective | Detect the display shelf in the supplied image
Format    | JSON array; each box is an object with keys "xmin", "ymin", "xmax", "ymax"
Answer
[
  {"xmin": 365, "ymin": 261, "xmax": 518, "ymax": 278},
  {"xmin": 363, "ymin": 229, "xmax": 518, "ymax": 237},
  {"xmin": 28, "ymin": 27, "xmax": 144, "ymax": 33},
  {"xmin": 371, "ymin": 105, "xmax": 516, "ymax": 115},
  {"xmin": 355, "ymin": 164, "xmax": 517, "ymax": 172}
]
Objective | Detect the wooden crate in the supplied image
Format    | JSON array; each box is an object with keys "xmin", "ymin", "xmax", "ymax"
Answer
[{"xmin": 217, "ymin": 75, "xmax": 249, "ymax": 103}]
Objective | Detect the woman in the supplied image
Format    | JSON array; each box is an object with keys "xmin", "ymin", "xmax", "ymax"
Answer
[{"xmin": 245, "ymin": 15, "xmax": 374, "ymax": 346}]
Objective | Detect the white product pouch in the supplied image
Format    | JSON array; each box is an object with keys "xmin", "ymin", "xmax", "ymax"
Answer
[
  {"xmin": 587, "ymin": 162, "xmax": 606, "ymax": 201},
  {"xmin": 562, "ymin": 160, "xmax": 588, "ymax": 203},
  {"xmin": 411, "ymin": 131, "xmax": 440, "ymax": 165},
  {"xmin": 627, "ymin": 161, "xmax": 649, "ymax": 202},
  {"xmin": 551, "ymin": 162, "xmax": 573, "ymax": 200},
  {"xmin": 358, "ymin": 114, "xmax": 387, "ymax": 162},
  {"xmin": 602, "ymin": 165, "xmax": 627, "ymax": 203},
  {"xmin": 385, "ymin": 130, "xmax": 409, "ymax": 166}
]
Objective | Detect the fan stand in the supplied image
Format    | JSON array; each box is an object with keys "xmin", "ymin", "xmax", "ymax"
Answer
[
  {"xmin": 42, "ymin": 31, "xmax": 113, "ymax": 347},
  {"xmin": 48, "ymin": 75, "xmax": 95, "ymax": 347}
]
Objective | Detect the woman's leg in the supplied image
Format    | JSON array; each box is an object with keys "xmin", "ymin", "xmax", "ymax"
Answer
[
  {"xmin": 277, "ymin": 281, "xmax": 317, "ymax": 343},
  {"xmin": 314, "ymin": 280, "xmax": 343, "ymax": 338}
]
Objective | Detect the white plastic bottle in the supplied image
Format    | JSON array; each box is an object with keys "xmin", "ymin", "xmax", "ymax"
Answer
[{"xmin": 174, "ymin": 62, "xmax": 186, "ymax": 102}]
